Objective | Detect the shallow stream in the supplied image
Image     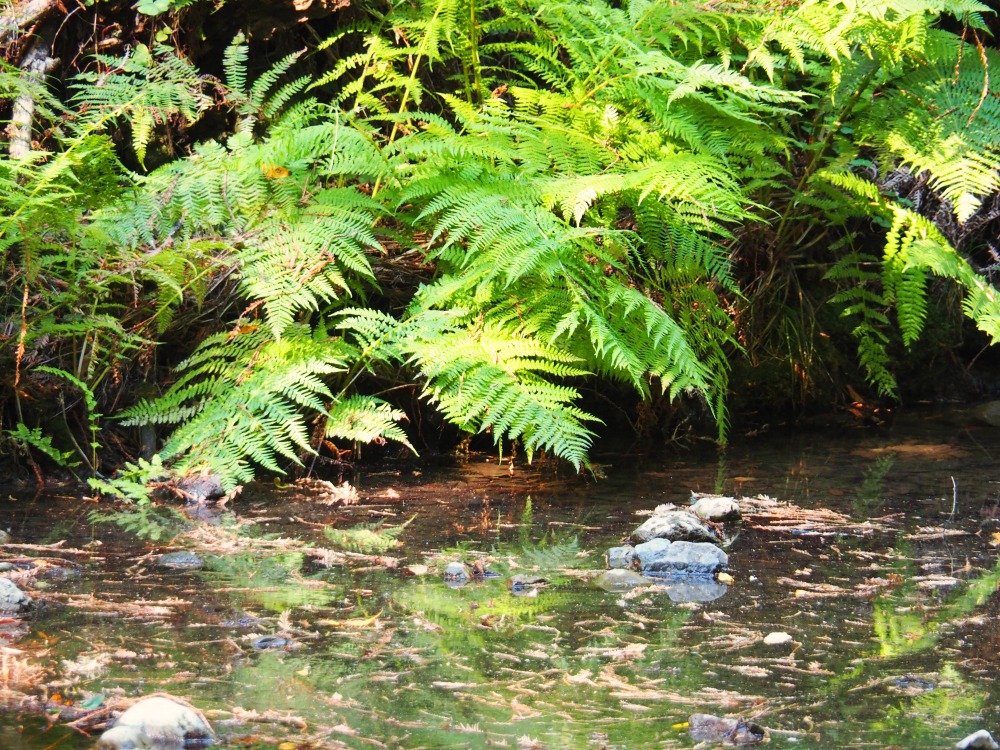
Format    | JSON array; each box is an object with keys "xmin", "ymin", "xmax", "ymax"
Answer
[{"xmin": 4, "ymin": 408, "xmax": 1000, "ymax": 749}]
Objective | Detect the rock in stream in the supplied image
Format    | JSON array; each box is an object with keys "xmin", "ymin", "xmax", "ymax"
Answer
[
  {"xmin": 634, "ymin": 539, "xmax": 728, "ymax": 576},
  {"xmin": 97, "ymin": 695, "xmax": 214, "ymax": 750},
  {"xmin": 690, "ymin": 493, "xmax": 741, "ymax": 522},
  {"xmin": 155, "ymin": 551, "xmax": 205, "ymax": 571},
  {"xmin": 630, "ymin": 510, "xmax": 720, "ymax": 544},
  {"xmin": 0, "ymin": 577, "xmax": 30, "ymax": 613},
  {"xmin": 688, "ymin": 713, "xmax": 764, "ymax": 746},
  {"xmin": 957, "ymin": 730, "xmax": 1000, "ymax": 750}
]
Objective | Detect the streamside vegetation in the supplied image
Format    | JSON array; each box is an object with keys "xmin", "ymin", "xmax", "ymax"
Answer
[{"xmin": 2, "ymin": 0, "xmax": 1000, "ymax": 496}]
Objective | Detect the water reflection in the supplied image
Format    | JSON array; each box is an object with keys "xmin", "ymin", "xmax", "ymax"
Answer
[{"xmin": 1, "ymin": 410, "xmax": 1000, "ymax": 747}]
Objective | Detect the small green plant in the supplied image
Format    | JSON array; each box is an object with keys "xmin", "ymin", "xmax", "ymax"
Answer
[
  {"xmin": 5, "ymin": 424, "xmax": 80, "ymax": 471},
  {"xmin": 87, "ymin": 455, "xmax": 168, "ymax": 504}
]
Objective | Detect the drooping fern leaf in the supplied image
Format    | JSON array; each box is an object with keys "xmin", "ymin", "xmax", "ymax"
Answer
[
  {"xmin": 120, "ymin": 326, "xmax": 357, "ymax": 488},
  {"xmin": 861, "ymin": 33, "xmax": 1000, "ymax": 223}
]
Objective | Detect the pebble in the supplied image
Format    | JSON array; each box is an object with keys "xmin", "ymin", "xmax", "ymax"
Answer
[
  {"xmin": 763, "ymin": 632, "xmax": 792, "ymax": 646},
  {"xmin": 251, "ymin": 635, "xmax": 291, "ymax": 650}
]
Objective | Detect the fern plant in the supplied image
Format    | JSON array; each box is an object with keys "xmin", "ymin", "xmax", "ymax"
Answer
[{"xmin": 9, "ymin": 0, "xmax": 1000, "ymax": 494}]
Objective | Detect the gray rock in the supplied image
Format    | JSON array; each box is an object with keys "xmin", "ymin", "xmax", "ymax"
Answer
[
  {"xmin": 957, "ymin": 730, "xmax": 1000, "ymax": 750},
  {"xmin": 973, "ymin": 402, "xmax": 1000, "ymax": 428},
  {"xmin": 443, "ymin": 562, "xmax": 472, "ymax": 587},
  {"xmin": 252, "ymin": 635, "xmax": 291, "ymax": 650},
  {"xmin": 97, "ymin": 696, "xmax": 214, "ymax": 750},
  {"xmin": 0, "ymin": 577, "xmax": 30, "ymax": 612},
  {"xmin": 177, "ymin": 473, "xmax": 224, "ymax": 504},
  {"xmin": 595, "ymin": 569, "xmax": 651, "ymax": 593},
  {"xmin": 634, "ymin": 538, "xmax": 671, "ymax": 570},
  {"xmin": 606, "ymin": 546, "xmax": 635, "ymax": 569},
  {"xmin": 690, "ymin": 494, "xmax": 740, "ymax": 522},
  {"xmin": 155, "ymin": 551, "xmax": 204, "ymax": 571},
  {"xmin": 635, "ymin": 539, "xmax": 727, "ymax": 576},
  {"xmin": 689, "ymin": 713, "xmax": 764, "ymax": 745},
  {"xmin": 631, "ymin": 510, "xmax": 720, "ymax": 544},
  {"xmin": 0, "ymin": 529, "xmax": 11, "ymax": 544}
]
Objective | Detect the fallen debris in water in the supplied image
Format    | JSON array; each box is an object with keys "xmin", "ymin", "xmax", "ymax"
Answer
[{"xmin": 688, "ymin": 712, "xmax": 765, "ymax": 746}]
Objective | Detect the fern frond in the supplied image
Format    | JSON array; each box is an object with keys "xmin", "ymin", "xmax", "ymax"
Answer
[
  {"xmin": 120, "ymin": 327, "xmax": 361, "ymax": 489},
  {"xmin": 407, "ymin": 325, "xmax": 597, "ymax": 467},
  {"xmin": 72, "ymin": 43, "xmax": 211, "ymax": 163},
  {"xmin": 860, "ymin": 34, "xmax": 1000, "ymax": 223},
  {"xmin": 325, "ymin": 395, "xmax": 413, "ymax": 449}
]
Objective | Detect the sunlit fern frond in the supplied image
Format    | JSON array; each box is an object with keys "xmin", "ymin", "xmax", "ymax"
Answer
[
  {"xmin": 72, "ymin": 43, "xmax": 211, "ymax": 163},
  {"xmin": 861, "ymin": 33, "xmax": 1000, "ymax": 223},
  {"xmin": 119, "ymin": 327, "xmax": 357, "ymax": 488},
  {"xmin": 406, "ymin": 324, "xmax": 597, "ymax": 467}
]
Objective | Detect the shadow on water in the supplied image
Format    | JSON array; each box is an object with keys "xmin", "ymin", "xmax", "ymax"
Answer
[{"xmin": 3, "ymin": 408, "xmax": 1000, "ymax": 748}]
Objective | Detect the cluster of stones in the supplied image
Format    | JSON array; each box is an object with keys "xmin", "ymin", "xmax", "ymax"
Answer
[{"xmin": 597, "ymin": 494, "xmax": 739, "ymax": 602}]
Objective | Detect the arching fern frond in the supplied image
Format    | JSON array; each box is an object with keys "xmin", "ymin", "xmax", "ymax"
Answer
[
  {"xmin": 861, "ymin": 33, "xmax": 1000, "ymax": 223},
  {"xmin": 72, "ymin": 43, "xmax": 211, "ymax": 164},
  {"xmin": 122, "ymin": 327, "xmax": 360, "ymax": 488},
  {"xmin": 407, "ymin": 325, "xmax": 597, "ymax": 467}
]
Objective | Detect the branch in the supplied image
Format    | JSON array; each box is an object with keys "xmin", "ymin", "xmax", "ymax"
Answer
[
  {"xmin": 0, "ymin": 0, "xmax": 58, "ymax": 48},
  {"xmin": 8, "ymin": 32, "xmax": 58, "ymax": 159}
]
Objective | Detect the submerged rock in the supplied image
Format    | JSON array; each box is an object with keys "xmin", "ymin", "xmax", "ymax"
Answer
[
  {"xmin": 595, "ymin": 569, "xmax": 651, "ymax": 593},
  {"xmin": 606, "ymin": 546, "xmax": 635, "ymax": 569},
  {"xmin": 442, "ymin": 562, "xmax": 472, "ymax": 587},
  {"xmin": 660, "ymin": 579, "xmax": 728, "ymax": 603},
  {"xmin": 251, "ymin": 635, "xmax": 292, "ymax": 650},
  {"xmin": 631, "ymin": 510, "xmax": 720, "ymax": 545},
  {"xmin": 690, "ymin": 494, "xmax": 741, "ymax": 522},
  {"xmin": 0, "ymin": 577, "xmax": 30, "ymax": 613},
  {"xmin": 508, "ymin": 575, "xmax": 548, "ymax": 596},
  {"xmin": 973, "ymin": 402, "xmax": 1000, "ymax": 428},
  {"xmin": 97, "ymin": 695, "xmax": 214, "ymax": 750},
  {"xmin": 155, "ymin": 551, "xmax": 204, "ymax": 571},
  {"xmin": 956, "ymin": 730, "xmax": 1000, "ymax": 750},
  {"xmin": 688, "ymin": 713, "xmax": 764, "ymax": 746},
  {"xmin": 634, "ymin": 539, "xmax": 728, "ymax": 576}
]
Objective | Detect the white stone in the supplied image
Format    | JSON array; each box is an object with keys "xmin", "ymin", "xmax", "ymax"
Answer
[
  {"xmin": 763, "ymin": 631, "xmax": 793, "ymax": 646},
  {"xmin": 97, "ymin": 696, "xmax": 213, "ymax": 750},
  {"xmin": 0, "ymin": 577, "xmax": 29, "ymax": 612},
  {"xmin": 956, "ymin": 730, "xmax": 1000, "ymax": 750},
  {"xmin": 690, "ymin": 494, "xmax": 741, "ymax": 522}
]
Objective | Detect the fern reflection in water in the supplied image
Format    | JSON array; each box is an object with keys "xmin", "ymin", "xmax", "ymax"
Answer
[{"xmin": 202, "ymin": 550, "xmax": 341, "ymax": 612}]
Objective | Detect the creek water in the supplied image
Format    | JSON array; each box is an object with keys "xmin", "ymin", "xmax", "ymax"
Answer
[{"xmin": 3, "ymin": 407, "xmax": 1000, "ymax": 749}]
